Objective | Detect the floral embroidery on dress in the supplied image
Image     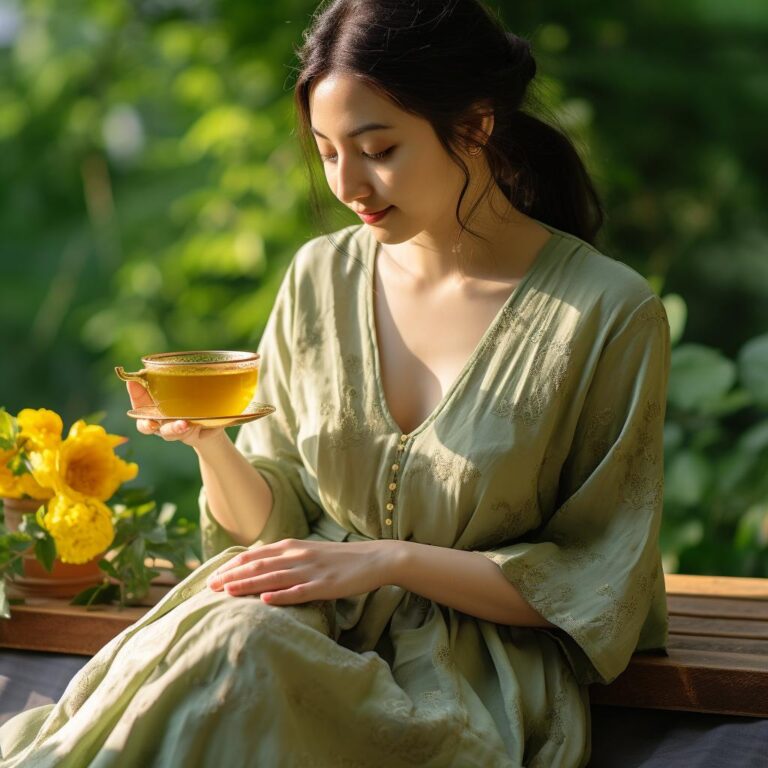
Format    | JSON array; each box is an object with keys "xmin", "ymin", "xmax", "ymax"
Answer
[
  {"xmin": 527, "ymin": 686, "xmax": 569, "ymax": 766},
  {"xmin": 480, "ymin": 305, "xmax": 525, "ymax": 353},
  {"xmin": 619, "ymin": 399, "xmax": 664, "ymax": 511},
  {"xmin": 595, "ymin": 573, "xmax": 654, "ymax": 643},
  {"xmin": 408, "ymin": 446, "xmax": 482, "ymax": 486},
  {"xmin": 433, "ymin": 643, "xmax": 455, "ymax": 670},
  {"xmin": 293, "ymin": 319, "xmax": 326, "ymax": 376},
  {"xmin": 583, "ymin": 406, "xmax": 616, "ymax": 465},
  {"xmin": 472, "ymin": 498, "xmax": 538, "ymax": 549},
  {"xmin": 635, "ymin": 299, "xmax": 669, "ymax": 325},
  {"xmin": 328, "ymin": 354, "xmax": 388, "ymax": 449},
  {"xmin": 492, "ymin": 338, "xmax": 574, "ymax": 425}
]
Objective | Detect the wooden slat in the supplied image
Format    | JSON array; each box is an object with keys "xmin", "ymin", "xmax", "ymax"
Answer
[
  {"xmin": 665, "ymin": 573, "xmax": 768, "ymax": 600},
  {"xmin": 592, "ymin": 575, "xmax": 768, "ymax": 717},
  {"xmin": 1, "ymin": 581, "xmax": 175, "ymax": 656},
  {"xmin": 669, "ymin": 613, "xmax": 768, "ymax": 640},
  {"xmin": 668, "ymin": 594, "xmax": 768, "ymax": 621},
  {"xmin": 590, "ymin": 648, "xmax": 768, "ymax": 717},
  {"xmin": 0, "ymin": 603, "xmax": 151, "ymax": 655},
  {"xmin": 669, "ymin": 633, "xmax": 768, "ymax": 656}
]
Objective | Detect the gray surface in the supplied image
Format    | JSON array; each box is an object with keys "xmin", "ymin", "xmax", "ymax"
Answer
[{"xmin": 1, "ymin": 649, "xmax": 767, "ymax": 766}]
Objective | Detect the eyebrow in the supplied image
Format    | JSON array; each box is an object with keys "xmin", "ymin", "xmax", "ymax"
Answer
[{"xmin": 310, "ymin": 123, "xmax": 394, "ymax": 139}]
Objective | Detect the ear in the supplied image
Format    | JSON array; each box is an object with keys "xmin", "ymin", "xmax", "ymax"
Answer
[
  {"xmin": 478, "ymin": 109, "xmax": 495, "ymax": 145},
  {"xmin": 461, "ymin": 100, "xmax": 495, "ymax": 151}
]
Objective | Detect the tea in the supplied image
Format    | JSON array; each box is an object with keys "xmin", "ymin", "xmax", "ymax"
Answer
[{"xmin": 145, "ymin": 367, "xmax": 259, "ymax": 417}]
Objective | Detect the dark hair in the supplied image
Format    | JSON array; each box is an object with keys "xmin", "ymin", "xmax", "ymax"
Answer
[{"xmin": 293, "ymin": 0, "xmax": 605, "ymax": 249}]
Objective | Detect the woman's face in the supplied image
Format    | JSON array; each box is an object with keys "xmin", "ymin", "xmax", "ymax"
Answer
[{"xmin": 308, "ymin": 73, "xmax": 470, "ymax": 245}]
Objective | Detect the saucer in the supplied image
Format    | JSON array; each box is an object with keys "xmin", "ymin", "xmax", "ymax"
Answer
[{"xmin": 127, "ymin": 402, "xmax": 276, "ymax": 428}]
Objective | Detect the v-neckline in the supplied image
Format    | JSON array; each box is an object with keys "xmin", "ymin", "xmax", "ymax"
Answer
[{"xmin": 363, "ymin": 222, "xmax": 562, "ymax": 439}]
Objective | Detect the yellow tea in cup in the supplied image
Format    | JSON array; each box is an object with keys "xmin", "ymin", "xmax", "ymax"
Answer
[
  {"xmin": 116, "ymin": 351, "xmax": 260, "ymax": 418},
  {"xmin": 145, "ymin": 367, "xmax": 258, "ymax": 417}
]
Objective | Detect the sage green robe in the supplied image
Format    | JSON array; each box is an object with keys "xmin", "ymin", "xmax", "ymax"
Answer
[{"xmin": 0, "ymin": 221, "xmax": 670, "ymax": 767}]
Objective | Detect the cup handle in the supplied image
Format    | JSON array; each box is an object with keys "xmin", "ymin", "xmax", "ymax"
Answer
[{"xmin": 114, "ymin": 367, "xmax": 149, "ymax": 390}]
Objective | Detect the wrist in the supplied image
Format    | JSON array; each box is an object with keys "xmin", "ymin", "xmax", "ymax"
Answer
[
  {"xmin": 192, "ymin": 428, "xmax": 232, "ymax": 460},
  {"xmin": 372, "ymin": 539, "xmax": 410, "ymax": 588}
]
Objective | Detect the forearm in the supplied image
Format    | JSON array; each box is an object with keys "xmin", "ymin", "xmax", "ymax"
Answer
[
  {"xmin": 383, "ymin": 540, "xmax": 556, "ymax": 628},
  {"xmin": 195, "ymin": 431, "xmax": 274, "ymax": 547}
]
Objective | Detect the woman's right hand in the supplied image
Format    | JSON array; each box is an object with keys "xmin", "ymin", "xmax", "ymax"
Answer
[{"xmin": 126, "ymin": 381, "xmax": 226, "ymax": 449}]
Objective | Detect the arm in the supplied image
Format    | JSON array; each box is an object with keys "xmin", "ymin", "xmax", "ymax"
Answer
[
  {"xmin": 197, "ymin": 248, "xmax": 325, "ymax": 560},
  {"xmin": 194, "ymin": 431, "xmax": 274, "ymax": 548},
  {"xmin": 380, "ymin": 539, "xmax": 556, "ymax": 628}
]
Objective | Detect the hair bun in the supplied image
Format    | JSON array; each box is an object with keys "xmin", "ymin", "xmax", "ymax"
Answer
[{"xmin": 505, "ymin": 32, "xmax": 537, "ymax": 85}]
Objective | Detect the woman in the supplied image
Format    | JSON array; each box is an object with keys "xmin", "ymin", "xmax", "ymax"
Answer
[{"xmin": 0, "ymin": 1, "xmax": 670, "ymax": 766}]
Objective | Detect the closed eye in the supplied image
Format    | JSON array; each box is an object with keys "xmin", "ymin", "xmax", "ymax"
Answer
[{"xmin": 319, "ymin": 147, "xmax": 395, "ymax": 163}]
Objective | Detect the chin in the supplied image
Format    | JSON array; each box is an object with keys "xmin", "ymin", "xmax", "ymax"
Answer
[{"xmin": 368, "ymin": 218, "xmax": 420, "ymax": 246}]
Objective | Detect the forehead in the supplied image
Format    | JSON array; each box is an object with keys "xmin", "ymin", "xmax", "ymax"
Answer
[{"xmin": 309, "ymin": 73, "xmax": 409, "ymax": 135}]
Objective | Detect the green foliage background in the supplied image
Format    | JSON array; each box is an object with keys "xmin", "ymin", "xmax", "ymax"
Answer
[{"xmin": 1, "ymin": 0, "xmax": 767, "ymax": 575}]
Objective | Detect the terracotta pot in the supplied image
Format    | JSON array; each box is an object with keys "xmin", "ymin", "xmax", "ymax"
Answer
[{"xmin": 2, "ymin": 497, "xmax": 105, "ymax": 598}]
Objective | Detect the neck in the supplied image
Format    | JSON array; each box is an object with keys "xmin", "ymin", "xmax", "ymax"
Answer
[{"xmin": 381, "ymin": 185, "xmax": 541, "ymax": 288}]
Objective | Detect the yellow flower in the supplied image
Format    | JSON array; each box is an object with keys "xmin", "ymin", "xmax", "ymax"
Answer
[
  {"xmin": 42, "ymin": 493, "xmax": 114, "ymax": 564},
  {"xmin": 17, "ymin": 408, "xmax": 63, "ymax": 453},
  {"xmin": 17, "ymin": 471, "xmax": 55, "ymax": 501},
  {"xmin": 0, "ymin": 445, "xmax": 53, "ymax": 501},
  {"xmin": 0, "ymin": 449, "xmax": 21, "ymax": 498},
  {"xmin": 30, "ymin": 420, "xmax": 138, "ymax": 502}
]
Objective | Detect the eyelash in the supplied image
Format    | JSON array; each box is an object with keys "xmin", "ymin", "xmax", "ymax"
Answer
[{"xmin": 319, "ymin": 147, "xmax": 394, "ymax": 163}]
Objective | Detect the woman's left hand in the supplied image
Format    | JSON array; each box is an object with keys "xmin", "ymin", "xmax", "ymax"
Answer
[{"xmin": 205, "ymin": 538, "xmax": 398, "ymax": 605}]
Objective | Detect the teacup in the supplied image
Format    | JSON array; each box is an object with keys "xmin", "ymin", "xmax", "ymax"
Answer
[{"xmin": 115, "ymin": 350, "xmax": 260, "ymax": 418}]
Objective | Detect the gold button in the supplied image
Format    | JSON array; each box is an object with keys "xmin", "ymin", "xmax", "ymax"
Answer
[
  {"xmin": 399, "ymin": 434, "xmax": 408, "ymax": 442},
  {"xmin": 391, "ymin": 463, "xmax": 399, "ymax": 471},
  {"xmin": 386, "ymin": 503, "xmax": 394, "ymax": 511},
  {"xmin": 396, "ymin": 444, "xmax": 405, "ymax": 451},
  {"xmin": 384, "ymin": 518, "xmax": 393, "ymax": 526},
  {"xmin": 388, "ymin": 482, "xmax": 397, "ymax": 491}
]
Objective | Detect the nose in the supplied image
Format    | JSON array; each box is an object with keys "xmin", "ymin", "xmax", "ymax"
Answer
[{"xmin": 333, "ymin": 154, "xmax": 371, "ymax": 206}]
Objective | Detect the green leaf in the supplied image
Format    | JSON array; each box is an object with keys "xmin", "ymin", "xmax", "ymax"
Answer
[
  {"xmin": 738, "ymin": 333, "xmax": 768, "ymax": 410},
  {"xmin": 0, "ymin": 408, "xmax": 18, "ymax": 451},
  {"xmin": 34, "ymin": 535, "xmax": 57, "ymax": 573},
  {"xmin": 143, "ymin": 525, "xmax": 167, "ymax": 544},
  {"xmin": 662, "ymin": 293, "xmax": 687, "ymax": 346},
  {"xmin": 668, "ymin": 344, "xmax": 737, "ymax": 412},
  {"xmin": 80, "ymin": 410, "xmax": 107, "ymax": 425},
  {"xmin": 70, "ymin": 582, "xmax": 120, "ymax": 607},
  {"xmin": 739, "ymin": 419, "xmax": 768, "ymax": 454},
  {"xmin": 734, "ymin": 502, "xmax": 768, "ymax": 550},
  {"xmin": 97, "ymin": 558, "xmax": 120, "ymax": 579},
  {"xmin": 665, "ymin": 450, "xmax": 710, "ymax": 507}
]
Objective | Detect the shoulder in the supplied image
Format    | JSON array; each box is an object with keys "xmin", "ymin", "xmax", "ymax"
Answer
[
  {"xmin": 290, "ymin": 224, "xmax": 368, "ymax": 283},
  {"xmin": 544, "ymin": 225, "xmax": 668, "ymax": 339}
]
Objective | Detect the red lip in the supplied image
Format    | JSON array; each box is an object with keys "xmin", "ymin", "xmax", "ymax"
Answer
[{"xmin": 357, "ymin": 206, "xmax": 393, "ymax": 224}]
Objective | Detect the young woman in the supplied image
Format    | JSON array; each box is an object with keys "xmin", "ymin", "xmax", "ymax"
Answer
[{"xmin": 0, "ymin": 1, "xmax": 670, "ymax": 766}]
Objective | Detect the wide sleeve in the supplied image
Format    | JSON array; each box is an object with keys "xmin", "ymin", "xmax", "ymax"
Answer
[
  {"xmin": 473, "ymin": 294, "xmax": 672, "ymax": 686},
  {"xmin": 198, "ymin": 248, "xmax": 324, "ymax": 560}
]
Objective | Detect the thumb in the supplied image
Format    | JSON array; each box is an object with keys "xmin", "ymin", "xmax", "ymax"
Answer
[{"xmin": 126, "ymin": 380, "xmax": 155, "ymax": 409}]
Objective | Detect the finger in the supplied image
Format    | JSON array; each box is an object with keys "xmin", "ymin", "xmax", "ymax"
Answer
[
  {"xmin": 157, "ymin": 420, "xmax": 192, "ymax": 440},
  {"xmin": 136, "ymin": 418, "xmax": 160, "ymax": 435},
  {"xmin": 126, "ymin": 380, "xmax": 154, "ymax": 409},
  {"xmin": 222, "ymin": 571, "xmax": 301, "ymax": 597},
  {"xmin": 259, "ymin": 583, "xmax": 311, "ymax": 605},
  {"xmin": 207, "ymin": 555, "xmax": 279, "ymax": 589}
]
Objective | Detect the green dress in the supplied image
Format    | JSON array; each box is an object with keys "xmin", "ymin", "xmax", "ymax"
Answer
[{"xmin": 0, "ymin": 221, "xmax": 671, "ymax": 767}]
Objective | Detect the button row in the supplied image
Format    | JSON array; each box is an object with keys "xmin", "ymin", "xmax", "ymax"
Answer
[{"xmin": 386, "ymin": 435, "xmax": 408, "ymax": 532}]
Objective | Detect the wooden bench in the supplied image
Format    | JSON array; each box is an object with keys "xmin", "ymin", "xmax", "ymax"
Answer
[
  {"xmin": 589, "ymin": 573, "xmax": 768, "ymax": 717},
  {"xmin": 2, "ymin": 572, "xmax": 767, "ymax": 718}
]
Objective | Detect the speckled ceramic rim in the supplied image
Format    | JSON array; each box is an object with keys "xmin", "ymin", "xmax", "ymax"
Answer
[{"xmin": 140, "ymin": 350, "xmax": 259, "ymax": 366}]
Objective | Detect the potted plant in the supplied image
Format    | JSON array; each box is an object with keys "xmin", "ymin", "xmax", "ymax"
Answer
[{"xmin": 0, "ymin": 407, "xmax": 199, "ymax": 617}]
